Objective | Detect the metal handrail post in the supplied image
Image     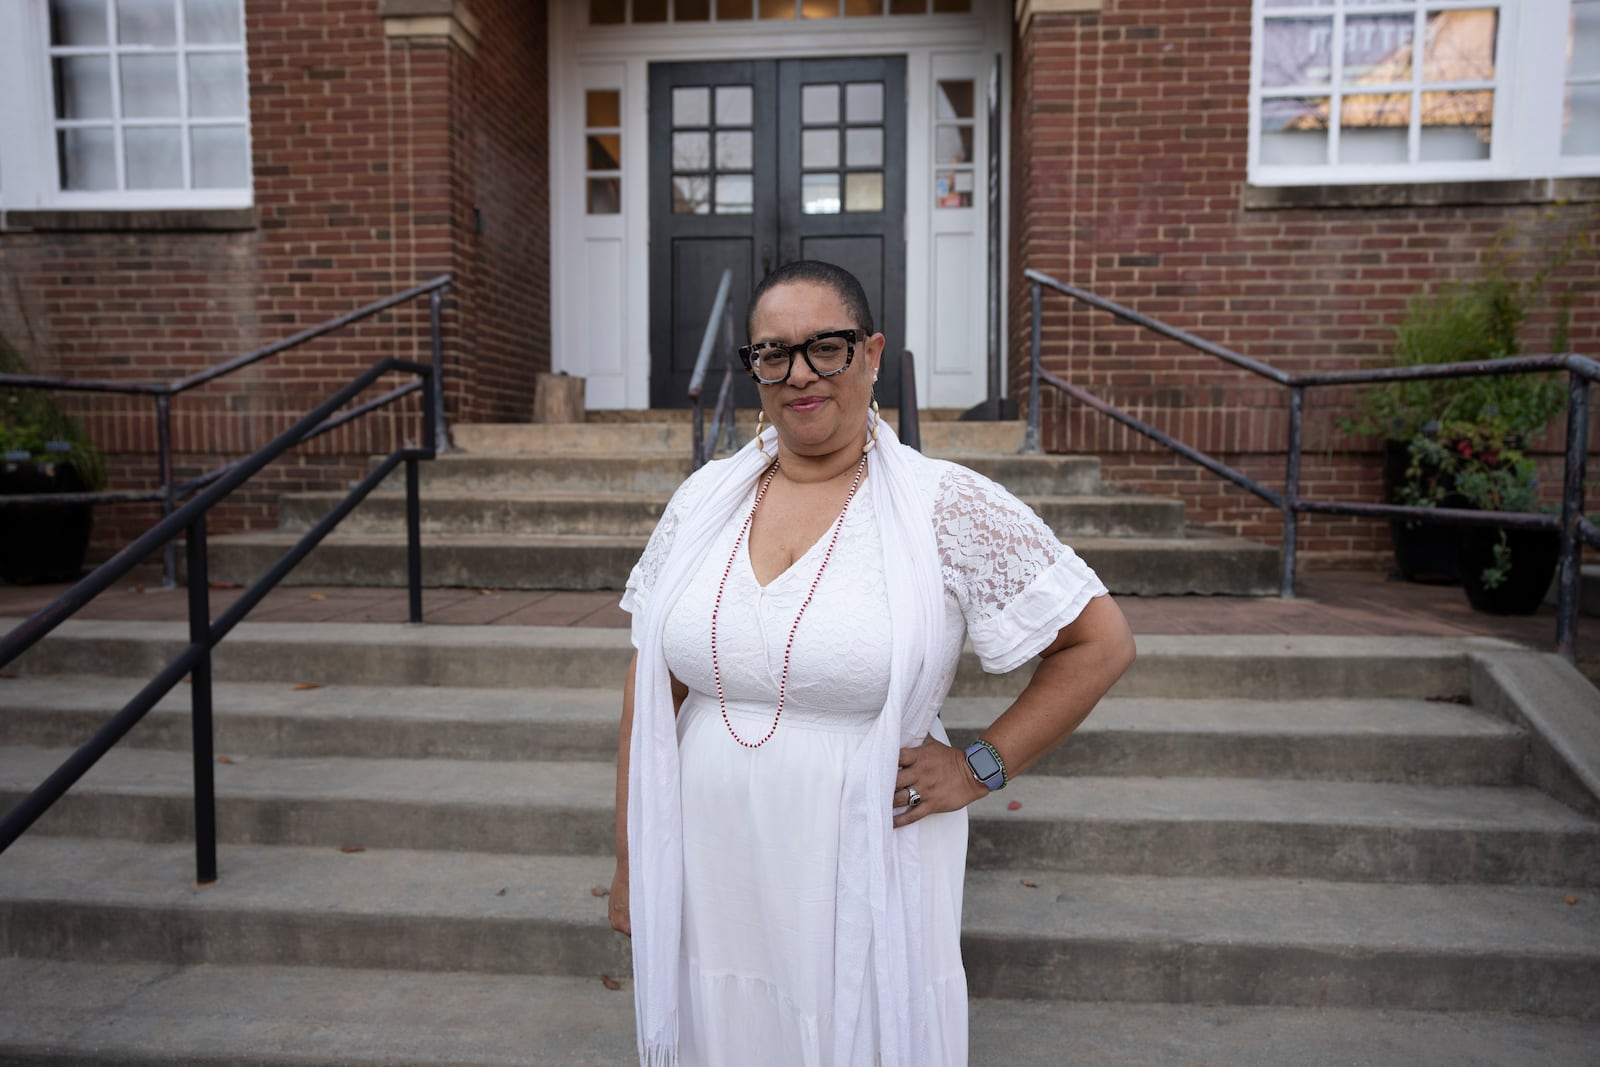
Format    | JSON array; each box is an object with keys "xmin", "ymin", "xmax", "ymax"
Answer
[
  {"xmin": 430, "ymin": 290, "xmax": 448, "ymax": 454},
  {"xmin": 1556, "ymin": 371, "xmax": 1590, "ymax": 662},
  {"xmin": 185, "ymin": 514, "xmax": 217, "ymax": 885},
  {"xmin": 157, "ymin": 394, "xmax": 176, "ymax": 588},
  {"xmin": 406, "ymin": 454, "xmax": 423, "ymax": 623},
  {"xmin": 1281, "ymin": 385, "xmax": 1305, "ymax": 598},
  {"xmin": 1023, "ymin": 282, "xmax": 1042, "ymax": 454}
]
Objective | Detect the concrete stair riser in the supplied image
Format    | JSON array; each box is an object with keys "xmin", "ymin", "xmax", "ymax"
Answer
[
  {"xmin": 382, "ymin": 455, "xmax": 696, "ymax": 495},
  {"xmin": 450, "ymin": 419, "xmax": 1028, "ymax": 456}
]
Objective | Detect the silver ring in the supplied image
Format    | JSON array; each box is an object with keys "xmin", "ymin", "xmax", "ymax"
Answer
[{"xmin": 906, "ymin": 786, "xmax": 923, "ymax": 808}]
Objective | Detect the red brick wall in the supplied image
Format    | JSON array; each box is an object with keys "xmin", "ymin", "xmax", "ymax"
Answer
[
  {"xmin": 1010, "ymin": 1, "xmax": 1600, "ymax": 571},
  {"xmin": 0, "ymin": 0, "xmax": 550, "ymax": 559}
]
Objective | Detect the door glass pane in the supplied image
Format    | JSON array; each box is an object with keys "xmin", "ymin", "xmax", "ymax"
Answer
[
  {"xmin": 187, "ymin": 53, "xmax": 245, "ymax": 118},
  {"xmin": 1419, "ymin": 90, "xmax": 1491, "ymax": 160},
  {"xmin": 802, "ymin": 172, "xmax": 840, "ymax": 213},
  {"xmin": 716, "ymin": 85, "xmax": 753, "ymax": 126},
  {"xmin": 677, "ymin": 0, "xmax": 711, "ymax": 19},
  {"xmin": 1339, "ymin": 93, "xmax": 1409, "ymax": 163},
  {"xmin": 1259, "ymin": 96, "xmax": 1328, "ymax": 165},
  {"xmin": 717, "ymin": 0, "xmax": 753, "ymax": 17},
  {"xmin": 51, "ymin": 0, "xmax": 109, "ymax": 46},
  {"xmin": 802, "ymin": 128, "xmax": 838, "ymax": 168},
  {"xmin": 588, "ymin": 177, "xmax": 621, "ymax": 213},
  {"xmin": 801, "ymin": 0, "xmax": 837, "ymax": 17},
  {"xmin": 844, "ymin": 171, "xmax": 882, "ymax": 212},
  {"xmin": 1344, "ymin": 17, "xmax": 1413, "ymax": 83},
  {"xmin": 1262, "ymin": 19, "xmax": 1332, "ymax": 88},
  {"xmin": 845, "ymin": 82, "xmax": 882, "ymax": 123},
  {"xmin": 125, "ymin": 125, "xmax": 182, "ymax": 188},
  {"xmin": 120, "ymin": 53, "xmax": 181, "ymax": 119},
  {"xmin": 1574, "ymin": 3, "xmax": 1600, "ymax": 80},
  {"xmin": 191, "ymin": 123, "xmax": 247, "ymax": 187},
  {"xmin": 935, "ymin": 168, "xmax": 972, "ymax": 208},
  {"xmin": 1424, "ymin": 9, "xmax": 1497, "ymax": 83},
  {"xmin": 672, "ymin": 131, "xmax": 710, "ymax": 170},
  {"xmin": 845, "ymin": 0, "xmax": 880, "ymax": 13},
  {"xmin": 58, "ymin": 127, "xmax": 117, "ymax": 190},
  {"xmin": 760, "ymin": 0, "xmax": 796, "ymax": 17},
  {"xmin": 801, "ymin": 83, "xmax": 839, "ymax": 125},
  {"xmin": 715, "ymin": 130, "xmax": 752, "ymax": 169},
  {"xmin": 634, "ymin": 0, "xmax": 667, "ymax": 22},
  {"xmin": 589, "ymin": 0, "xmax": 624, "ymax": 24},
  {"xmin": 931, "ymin": 0, "xmax": 968, "ymax": 10},
  {"xmin": 184, "ymin": 0, "xmax": 242, "ymax": 44},
  {"xmin": 587, "ymin": 89, "xmax": 620, "ymax": 128},
  {"xmin": 117, "ymin": 0, "xmax": 176, "ymax": 44},
  {"xmin": 716, "ymin": 173, "xmax": 753, "ymax": 213},
  {"xmin": 845, "ymin": 127, "xmax": 882, "ymax": 167},
  {"xmin": 1564, "ymin": 84, "xmax": 1600, "ymax": 156},
  {"xmin": 673, "ymin": 87, "xmax": 710, "ymax": 127},
  {"xmin": 934, "ymin": 124, "xmax": 972, "ymax": 164},
  {"xmin": 54, "ymin": 56, "xmax": 114, "ymax": 120},
  {"xmin": 936, "ymin": 79, "xmax": 973, "ymax": 120},
  {"xmin": 588, "ymin": 133, "xmax": 622, "ymax": 170},
  {"xmin": 673, "ymin": 175, "xmax": 711, "ymax": 213},
  {"xmin": 889, "ymin": 0, "xmax": 924, "ymax": 12}
]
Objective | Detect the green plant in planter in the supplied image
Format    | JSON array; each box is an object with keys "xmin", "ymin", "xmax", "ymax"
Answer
[{"xmin": 0, "ymin": 329, "xmax": 106, "ymax": 491}]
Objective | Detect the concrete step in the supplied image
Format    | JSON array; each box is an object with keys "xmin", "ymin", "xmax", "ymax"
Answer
[
  {"xmin": 0, "ymin": 621, "xmax": 1485, "ymax": 702},
  {"xmin": 7, "ymin": 748, "xmax": 1591, "ymax": 884},
  {"xmin": 452, "ymin": 417, "xmax": 1028, "ymax": 456},
  {"xmin": 5, "ymin": 960, "xmax": 1599, "ymax": 1067},
  {"xmin": 0, "ymin": 677, "xmax": 1525, "ymax": 785},
  {"xmin": 275, "ymin": 489, "xmax": 1185, "ymax": 540},
  {"xmin": 197, "ymin": 530, "xmax": 1277, "ymax": 595},
  {"xmin": 2, "ymin": 838, "xmax": 1596, "ymax": 1018}
]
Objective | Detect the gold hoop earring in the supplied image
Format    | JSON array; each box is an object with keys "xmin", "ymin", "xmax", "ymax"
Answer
[
  {"xmin": 862, "ymin": 398, "xmax": 881, "ymax": 455},
  {"xmin": 755, "ymin": 409, "xmax": 774, "ymax": 460}
]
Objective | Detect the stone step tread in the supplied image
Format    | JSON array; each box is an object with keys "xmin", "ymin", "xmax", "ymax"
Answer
[
  {"xmin": 4, "ymin": 959, "xmax": 1599, "ymax": 1067},
  {"xmin": 204, "ymin": 531, "xmax": 1260, "ymax": 551},
  {"xmin": 3, "ymin": 838, "xmax": 1595, "ymax": 957},
  {"xmin": 2, "ymin": 747, "xmax": 1583, "ymax": 835},
  {"xmin": 282, "ymin": 488, "xmax": 1176, "ymax": 508}
]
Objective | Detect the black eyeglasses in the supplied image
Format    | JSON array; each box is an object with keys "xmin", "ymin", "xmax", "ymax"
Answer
[{"xmin": 737, "ymin": 329, "xmax": 859, "ymax": 385}]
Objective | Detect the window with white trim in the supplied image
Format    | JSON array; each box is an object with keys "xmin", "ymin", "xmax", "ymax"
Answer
[
  {"xmin": 1250, "ymin": 1, "xmax": 1597, "ymax": 185},
  {"xmin": 0, "ymin": 0, "xmax": 251, "ymax": 211}
]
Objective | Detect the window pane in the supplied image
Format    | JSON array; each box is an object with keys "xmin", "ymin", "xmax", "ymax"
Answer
[
  {"xmin": 589, "ymin": 0, "xmax": 624, "ymax": 24},
  {"xmin": 1564, "ymin": 84, "xmax": 1600, "ymax": 156},
  {"xmin": 716, "ymin": 0, "xmax": 752, "ymax": 17},
  {"xmin": 846, "ymin": 82, "xmax": 882, "ymax": 123},
  {"xmin": 931, "ymin": 0, "xmax": 967, "ymax": 10},
  {"xmin": 587, "ymin": 133, "xmax": 621, "ymax": 170},
  {"xmin": 677, "ymin": 0, "xmax": 710, "ymax": 19},
  {"xmin": 889, "ymin": 0, "xmax": 924, "ymax": 12},
  {"xmin": 120, "ymin": 53, "xmax": 180, "ymax": 119},
  {"xmin": 760, "ymin": 0, "xmax": 796, "ymax": 17},
  {"xmin": 716, "ymin": 85, "xmax": 753, "ymax": 126},
  {"xmin": 802, "ymin": 172, "xmax": 839, "ymax": 213},
  {"xmin": 672, "ymin": 131, "xmax": 709, "ymax": 170},
  {"xmin": 802, "ymin": 83, "xmax": 839, "ymax": 125},
  {"xmin": 715, "ymin": 130, "xmax": 752, "ymax": 170},
  {"xmin": 117, "ymin": 0, "xmax": 176, "ymax": 45},
  {"xmin": 1340, "ymin": 93, "xmax": 1409, "ymax": 163},
  {"xmin": 1344, "ymin": 16, "xmax": 1413, "ymax": 83},
  {"xmin": 801, "ymin": 0, "xmax": 837, "ymax": 16},
  {"xmin": 58, "ymin": 127, "xmax": 117, "ymax": 190},
  {"xmin": 935, "ymin": 168, "xmax": 972, "ymax": 208},
  {"xmin": 845, "ymin": 0, "xmax": 881, "ymax": 13},
  {"xmin": 715, "ymin": 173, "xmax": 753, "ymax": 213},
  {"xmin": 673, "ymin": 87, "xmax": 710, "ymax": 127},
  {"xmin": 191, "ymin": 123, "xmax": 247, "ymax": 187},
  {"xmin": 1570, "ymin": 2, "xmax": 1600, "ymax": 80},
  {"xmin": 1419, "ymin": 90, "xmax": 1491, "ymax": 161},
  {"xmin": 588, "ymin": 177, "xmax": 621, "ymax": 213},
  {"xmin": 634, "ymin": 0, "xmax": 667, "ymax": 22},
  {"xmin": 802, "ymin": 128, "xmax": 838, "ymax": 168},
  {"xmin": 184, "ymin": 0, "xmax": 241, "ymax": 44},
  {"xmin": 187, "ymin": 53, "xmax": 244, "ymax": 118},
  {"xmin": 845, "ymin": 126, "xmax": 882, "ymax": 167},
  {"xmin": 1262, "ymin": 18, "xmax": 1332, "ymax": 88},
  {"xmin": 672, "ymin": 175, "xmax": 711, "ymax": 213},
  {"xmin": 587, "ymin": 89, "xmax": 620, "ymax": 128},
  {"xmin": 1424, "ymin": 9, "xmax": 1497, "ymax": 83},
  {"xmin": 935, "ymin": 124, "xmax": 972, "ymax": 164},
  {"xmin": 1260, "ymin": 96, "xmax": 1328, "ymax": 165},
  {"xmin": 936, "ymin": 79, "xmax": 973, "ymax": 120},
  {"xmin": 844, "ymin": 171, "xmax": 882, "ymax": 212},
  {"xmin": 54, "ymin": 56, "xmax": 114, "ymax": 120},
  {"xmin": 125, "ymin": 125, "xmax": 182, "ymax": 188},
  {"xmin": 50, "ymin": 0, "xmax": 109, "ymax": 46}
]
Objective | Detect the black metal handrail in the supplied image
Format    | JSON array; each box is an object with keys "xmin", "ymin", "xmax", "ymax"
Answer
[
  {"xmin": 689, "ymin": 268, "xmax": 740, "ymax": 468},
  {"xmin": 1023, "ymin": 267, "xmax": 1597, "ymax": 663},
  {"xmin": 0, "ymin": 278, "xmax": 449, "ymax": 883},
  {"xmin": 0, "ymin": 274, "xmax": 452, "ymax": 584}
]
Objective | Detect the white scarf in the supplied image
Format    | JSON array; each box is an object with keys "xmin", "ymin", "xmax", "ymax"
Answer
[{"xmin": 628, "ymin": 420, "xmax": 952, "ymax": 1067}]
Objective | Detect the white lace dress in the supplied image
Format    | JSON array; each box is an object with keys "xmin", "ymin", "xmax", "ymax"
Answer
[{"xmin": 622, "ymin": 457, "xmax": 1107, "ymax": 1067}]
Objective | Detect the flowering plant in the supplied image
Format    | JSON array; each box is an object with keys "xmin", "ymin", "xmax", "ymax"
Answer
[{"xmin": 0, "ymin": 329, "xmax": 106, "ymax": 490}]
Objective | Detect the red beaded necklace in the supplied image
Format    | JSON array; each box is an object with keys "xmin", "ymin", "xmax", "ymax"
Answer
[{"xmin": 710, "ymin": 453, "xmax": 869, "ymax": 749}]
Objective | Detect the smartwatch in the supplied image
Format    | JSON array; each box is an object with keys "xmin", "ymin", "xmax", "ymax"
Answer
[{"xmin": 964, "ymin": 740, "xmax": 1007, "ymax": 790}]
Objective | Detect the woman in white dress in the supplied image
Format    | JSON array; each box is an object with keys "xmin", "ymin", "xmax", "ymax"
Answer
[{"xmin": 612, "ymin": 261, "xmax": 1135, "ymax": 1067}]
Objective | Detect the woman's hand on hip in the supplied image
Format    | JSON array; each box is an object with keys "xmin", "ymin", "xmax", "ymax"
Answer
[
  {"xmin": 608, "ymin": 863, "xmax": 631, "ymax": 936},
  {"xmin": 892, "ymin": 738, "xmax": 987, "ymax": 828}
]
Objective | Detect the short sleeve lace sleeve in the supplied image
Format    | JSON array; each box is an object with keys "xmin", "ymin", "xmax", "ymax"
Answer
[
  {"xmin": 935, "ymin": 465, "xmax": 1108, "ymax": 674},
  {"xmin": 620, "ymin": 474, "xmax": 700, "ymax": 648}
]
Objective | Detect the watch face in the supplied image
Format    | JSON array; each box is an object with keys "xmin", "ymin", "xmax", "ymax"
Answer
[{"xmin": 967, "ymin": 745, "xmax": 1002, "ymax": 782}]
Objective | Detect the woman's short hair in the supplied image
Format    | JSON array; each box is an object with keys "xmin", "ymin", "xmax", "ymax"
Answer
[{"xmin": 746, "ymin": 260, "xmax": 875, "ymax": 340}]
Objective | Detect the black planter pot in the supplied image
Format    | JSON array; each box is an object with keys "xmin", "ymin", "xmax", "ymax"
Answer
[
  {"xmin": 1458, "ymin": 525, "xmax": 1560, "ymax": 616},
  {"xmin": 0, "ymin": 458, "xmax": 94, "ymax": 585},
  {"xmin": 1383, "ymin": 438, "xmax": 1463, "ymax": 584}
]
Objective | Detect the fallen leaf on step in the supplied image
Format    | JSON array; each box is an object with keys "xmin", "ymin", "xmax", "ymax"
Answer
[
  {"xmin": 209, "ymin": 581, "xmax": 240, "ymax": 590},
  {"xmin": 133, "ymin": 583, "xmax": 145, "ymax": 593},
  {"xmin": 600, "ymin": 975, "xmax": 622, "ymax": 991},
  {"xmin": 292, "ymin": 683, "xmax": 323, "ymax": 691},
  {"xmin": 1564, "ymin": 893, "xmax": 1580, "ymax": 906},
  {"xmin": 1019, "ymin": 879, "xmax": 1039, "ymax": 889},
  {"xmin": 591, "ymin": 886, "xmax": 610, "ymax": 898},
  {"xmin": 307, "ymin": 593, "xmax": 327, "ymax": 601},
  {"xmin": 339, "ymin": 845, "xmax": 366, "ymax": 854},
  {"xmin": 478, "ymin": 588, "xmax": 496, "ymax": 596},
  {"xmin": 0, "ymin": 673, "xmax": 16, "ymax": 680},
  {"xmin": 1006, "ymin": 800, "xmax": 1022, "ymax": 811},
  {"xmin": 496, "ymin": 888, "xmax": 507, "ymax": 897},
  {"xmin": 217, "ymin": 755, "xmax": 234, "ymax": 765}
]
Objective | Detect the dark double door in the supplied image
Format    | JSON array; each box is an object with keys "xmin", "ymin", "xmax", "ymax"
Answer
[{"xmin": 648, "ymin": 56, "xmax": 907, "ymax": 409}]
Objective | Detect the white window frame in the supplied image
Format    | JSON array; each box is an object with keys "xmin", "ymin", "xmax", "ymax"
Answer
[
  {"xmin": 0, "ymin": 0, "xmax": 253, "ymax": 212},
  {"xmin": 1249, "ymin": 0, "xmax": 1596, "ymax": 186}
]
